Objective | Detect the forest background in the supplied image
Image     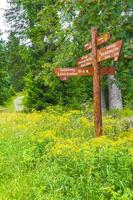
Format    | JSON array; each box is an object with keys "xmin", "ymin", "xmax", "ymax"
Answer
[
  {"xmin": 0, "ymin": 1, "xmax": 133, "ymax": 199},
  {"xmin": 0, "ymin": 0, "xmax": 132, "ymax": 111}
]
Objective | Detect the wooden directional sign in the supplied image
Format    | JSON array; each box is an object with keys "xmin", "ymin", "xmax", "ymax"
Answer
[
  {"xmin": 100, "ymin": 67, "xmax": 115, "ymax": 75},
  {"xmin": 77, "ymin": 54, "xmax": 93, "ymax": 68},
  {"xmin": 53, "ymin": 27, "xmax": 123, "ymax": 138},
  {"xmin": 84, "ymin": 32, "xmax": 110, "ymax": 51},
  {"xmin": 97, "ymin": 40, "xmax": 123, "ymax": 62},
  {"xmin": 59, "ymin": 76, "xmax": 68, "ymax": 81},
  {"xmin": 54, "ymin": 67, "xmax": 115, "ymax": 77},
  {"xmin": 53, "ymin": 67, "xmax": 94, "ymax": 77},
  {"xmin": 78, "ymin": 40, "xmax": 123, "ymax": 67}
]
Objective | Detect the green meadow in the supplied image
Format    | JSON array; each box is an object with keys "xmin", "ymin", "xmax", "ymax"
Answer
[{"xmin": 0, "ymin": 109, "xmax": 133, "ymax": 200}]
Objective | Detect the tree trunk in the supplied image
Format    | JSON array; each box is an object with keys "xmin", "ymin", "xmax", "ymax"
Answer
[
  {"xmin": 108, "ymin": 75, "xmax": 123, "ymax": 109},
  {"xmin": 101, "ymin": 89, "xmax": 106, "ymax": 112}
]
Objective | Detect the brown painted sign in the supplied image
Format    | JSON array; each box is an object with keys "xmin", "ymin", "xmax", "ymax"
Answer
[
  {"xmin": 54, "ymin": 67, "xmax": 115, "ymax": 77},
  {"xmin": 84, "ymin": 32, "xmax": 110, "ymax": 51},
  {"xmin": 53, "ymin": 67, "xmax": 94, "ymax": 77},
  {"xmin": 100, "ymin": 67, "xmax": 115, "ymax": 75},
  {"xmin": 77, "ymin": 54, "xmax": 93, "ymax": 68},
  {"xmin": 78, "ymin": 40, "xmax": 122, "ymax": 67},
  {"xmin": 53, "ymin": 27, "xmax": 123, "ymax": 138},
  {"xmin": 59, "ymin": 76, "xmax": 68, "ymax": 81},
  {"xmin": 97, "ymin": 40, "xmax": 123, "ymax": 62}
]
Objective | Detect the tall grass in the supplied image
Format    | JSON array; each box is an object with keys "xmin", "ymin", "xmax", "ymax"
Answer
[{"xmin": 0, "ymin": 109, "xmax": 133, "ymax": 199}]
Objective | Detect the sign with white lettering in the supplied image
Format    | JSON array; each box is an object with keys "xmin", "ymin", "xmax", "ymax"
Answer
[
  {"xmin": 59, "ymin": 76, "xmax": 68, "ymax": 81},
  {"xmin": 84, "ymin": 32, "xmax": 110, "ymax": 51},
  {"xmin": 77, "ymin": 54, "xmax": 93, "ymax": 68},
  {"xmin": 53, "ymin": 27, "xmax": 123, "ymax": 138},
  {"xmin": 78, "ymin": 40, "xmax": 122, "ymax": 67},
  {"xmin": 53, "ymin": 67, "xmax": 115, "ymax": 77},
  {"xmin": 53, "ymin": 67, "xmax": 94, "ymax": 77},
  {"xmin": 97, "ymin": 40, "xmax": 123, "ymax": 62}
]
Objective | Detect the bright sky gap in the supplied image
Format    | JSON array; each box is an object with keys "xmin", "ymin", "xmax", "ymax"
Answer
[{"xmin": 0, "ymin": 0, "xmax": 9, "ymax": 40}]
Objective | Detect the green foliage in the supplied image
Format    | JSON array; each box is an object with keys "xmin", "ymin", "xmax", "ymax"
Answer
[
  {"xmin": 6, "ymin": 32, "xmax": 29, "ymax": 92},
  {"xmin": 0, "ymin": 35, "xmax": 12, "ymax": 105},
  {"xmin": 3, "ymin": 0, "xmax": 133, "ymax": 109},
  {"xmin": 0, "ymin": 71, "xmax": 11, "ymax": 105},
  {"xmin": 0, "ymin": 109, "xmax": 133, "ymax": 199}
]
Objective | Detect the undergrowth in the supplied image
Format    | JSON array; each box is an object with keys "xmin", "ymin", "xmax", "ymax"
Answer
[{"xmin": 0, "ymin": 108, "xmax": 133, "ymax": 200}]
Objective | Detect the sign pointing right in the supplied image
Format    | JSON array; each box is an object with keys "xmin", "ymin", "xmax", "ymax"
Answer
[
  {"xmin": 84, "ymin": 32, "xmax": 110, "ymax": 51},
  {"xmin": 97, "ymin": 40, "xmax": 123, "ymax": 62},
  {"xmin": 78, "ymin": 40, "xmax": 123, "ymax": 67}
]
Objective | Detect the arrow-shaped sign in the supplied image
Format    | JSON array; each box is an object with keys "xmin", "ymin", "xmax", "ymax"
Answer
[
  {"xmin": 59, "ymin": 76, "xmax": 68, "ymax": 81},
  {"xmin": 100, "ymin": 67, "xmax": 115, "ymax": 75},
  {"xmin": 78, "ymin": 40, "xmax": 123, "ymax": 67},
  {"xmin": 84, "ymin": 32, "xmax": 110, "ymax": 51},
  {"xmin": 54, "ymin": 67, "xmax": 115, "ymax": 78},
  {"xmin": 97, "ymin": 40, "xmax": 123, "ymax": 62},
  {"xmin": 53, "ymin": 67, "xmax": 94, "ymax": 77},
  {"xmin": 78, "ymin": 54, "xmax": 93, "ymax": 68}
]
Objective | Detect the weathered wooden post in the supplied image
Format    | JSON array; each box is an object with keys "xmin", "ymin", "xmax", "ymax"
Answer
[{"xmin": 91, "ymin": 27, "xmax": 102, "ymax": 137}]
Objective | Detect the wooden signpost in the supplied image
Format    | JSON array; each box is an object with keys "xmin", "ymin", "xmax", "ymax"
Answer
[
  {"xmin": 53, "ymin": 27, "xmax": 123, "ymax": 137},
  {"xmin": 91, "ymin": 27, "xmax": 102, "ymax": 137}
]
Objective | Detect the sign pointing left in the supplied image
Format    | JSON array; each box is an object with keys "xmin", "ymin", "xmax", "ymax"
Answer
[
  {"xmin": 53, "ymin": 67, "xmax": 115, "ymax": 77},
  {"xmin": 53, "ymin": 67, "xmax": 94, "ymax": 77}
]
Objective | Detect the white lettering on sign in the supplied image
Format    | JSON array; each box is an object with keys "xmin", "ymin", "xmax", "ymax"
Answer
[
  {"xmin": 98, "ymin": 47, "xmax": 119, "ymax": 57},
  {"xmin": 97, "ymin": 40, "xmax": 122, "ymax": 62},
  {"xmin": 78, "ymin": 40, "xmax": 122, "ymax": 67},
  {"xmin": 77, "ymin": 54, "xmax": 93, "ymax": 67},
  {"xmin": 59, "ymin": 68, "xmax": 75, "ymax": 72},
  {"xmin": 54, "ymin": 67, "xmax": 94, "ymax": 77},
  {"xmin": 54, "ymin": 67, "xmax": 116, "ymax": 79},
  {"xmin": 84, "ymin": 32, "xmax": 110, "ymax": 51},
  {"xmin": 79, "ymin": 62, "xmax": 91, "ymax": 68}
]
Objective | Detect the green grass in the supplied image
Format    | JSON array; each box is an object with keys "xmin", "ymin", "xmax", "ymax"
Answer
[
  {"xmin": 0, "ymin": 109, "xmax": 133, "ymax": 199},
  {"xmin": 105, "ymin": 108, "xmax": 133, "ymax": 118}
]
